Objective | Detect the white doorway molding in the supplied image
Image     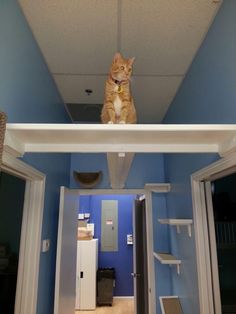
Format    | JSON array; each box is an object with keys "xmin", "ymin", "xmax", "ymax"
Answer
[
  {"xmin": 191, "ymin": 152, "xmax": 236, "ymax": 314},
  {"xmin": 1, "ymin": 150, "xmax": 45, "ymax": 314},
  {"xmin": 76, "ymin": 185, "xmax": 169, "ymax": 314},
  {"xmin": 78, "ymin": 188, "xmax": 154, "ymax": 314}
]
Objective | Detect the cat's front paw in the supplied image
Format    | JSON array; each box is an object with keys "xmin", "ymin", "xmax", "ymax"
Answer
[
  {"xmin": 119, "ymin": 120, "xmax": 125, "ymax": 124},
  {"xmin": 108, "ymin": 121, "xmax": 114, "ymax": 124}
]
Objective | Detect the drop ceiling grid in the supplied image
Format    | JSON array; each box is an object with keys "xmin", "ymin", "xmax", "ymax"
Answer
[
  {"xmin": 131, "ymin": 76, "xmax": 183, "ymax": 123},
  {"xmin": 54, "ymin": 75, "xmax": 106, "ymax": 104},
  {"xmin": 19, "ymin": 0, "xmax": 119, "ymax": 74},
  {"xmin": 54, "ymin": 74, "xmax": 183, "ymax": 123},
  {"xmin": 120, "ymin": 0, "xmax": 221, "ymax": 75},
  {"xmin": 18, "ymin": 0, "xmax": 222, "ymax": 123}
]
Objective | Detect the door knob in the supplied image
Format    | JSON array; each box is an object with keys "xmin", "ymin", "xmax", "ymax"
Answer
[{"xmin": 131, "ymin": 273, "xmax": 141, "ymax": 278}]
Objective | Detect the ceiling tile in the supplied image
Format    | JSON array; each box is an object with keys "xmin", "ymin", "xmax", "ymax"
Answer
[
  {"xmin": 121, "ymin": 0, "xmax": 220, "ymax": 75},
  {"xmin": 19, "ymin": 0, "xmax": 222, "ymax": 124},
  {"xmin": 19, "ymin": 0, "xmax": 118, "ymax": 74},
  {"xmin": 54, "ymin": 74, "xmax": 106, "ymax": 104},
  {"xmin": 55, "ymin": 74, "xmax": 183, "ymax": 123},
  {"xmin": 131, "ymin": 76, "xmax": 183, "ymax": 123}
]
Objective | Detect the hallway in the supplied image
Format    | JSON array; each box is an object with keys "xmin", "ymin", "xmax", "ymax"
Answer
[{"xmin": 75, "ymin": 298, "xmax": 134, "ymax": 314}]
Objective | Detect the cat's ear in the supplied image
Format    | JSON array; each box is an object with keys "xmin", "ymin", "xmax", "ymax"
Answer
[
  {"xmin": 128, "ymin": 57, "xmax": 135, "ymax": 66},
  {"xmin": 113, "ymin": 52, "xmax": 122, "ymax": 63}
]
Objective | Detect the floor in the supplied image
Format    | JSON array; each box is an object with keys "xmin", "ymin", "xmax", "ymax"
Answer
[{"xmin": 75, "ymin": 298, "xmax": 134, "ymax": 314}]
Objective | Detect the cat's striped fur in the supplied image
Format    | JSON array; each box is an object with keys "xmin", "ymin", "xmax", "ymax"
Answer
[{"xmin": 101, "ymin": 53, "xmax": 137, "ymax": 124}]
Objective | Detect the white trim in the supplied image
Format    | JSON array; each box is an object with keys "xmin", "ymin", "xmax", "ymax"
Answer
[
  {"xmin": 2, "ymin": 151, "xmax": 44, "ymax": 180},
  {"xmin": 145, "ymin": 190, "xmax": 156, "ymax": 314},
  {"xmin": 54, "ymin": 187, "xmax": 65, "ymax": 314},
  {"xmin": 191, "ymin": 180, "xmax": 215, "ymax": 314},
  {"xmin": 113, "ymin": 296, "xmax": 134, "ymax": 299},
  {"xmin": 143, "ymin": 184, "xmax": 172, "ymax": 314},
  {"xmin": 192, "ymin": 153, "xmax": 236, "ymax": 182},
  {"xmin": 74, "ymin": 188, "xmax": 145, "ymax": 195},
  {"xmin": 1, "ymin": 150, "xmax": 45, "ymax": 314},
  {"xmin": 191, "ymin": 152, "xmax": 236, "ymax": 314},
  {"xmin": 204, "ymin": 182, "xmax": 221, "ymax": 314}
]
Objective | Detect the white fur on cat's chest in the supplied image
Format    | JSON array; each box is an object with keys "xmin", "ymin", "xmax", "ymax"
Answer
[{"xmin": 114, "ymin": 95, "xmax": 122, "ymax": 117}]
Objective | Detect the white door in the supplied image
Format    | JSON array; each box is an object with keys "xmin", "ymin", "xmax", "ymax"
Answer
[
  {"xmin": 54, "ymin": 187, "xmax": 79, "ymax": 314},
  {"xmin": 76, "ymin": 239, "xmax": 98, "ymax": 310}
]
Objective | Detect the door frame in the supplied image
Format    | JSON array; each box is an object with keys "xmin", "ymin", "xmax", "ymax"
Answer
[
  {"xmin": 77, "ymin": 188, "xmax": 157, "ymax": 314},
  {"xmin": 191, "ymin": 152, "xmax": 236, "ymax": 314},
  {"xmin": 1, "ymin": 151, "xmax": 45, "ymax": 314}
]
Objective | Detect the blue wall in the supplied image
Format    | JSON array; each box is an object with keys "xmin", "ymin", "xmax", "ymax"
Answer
[
  {"xmin": 0, "ymin": 0, "xmax": 69, "ymax": 123},
  {"xmin": 0, "ymin": 1, "xmax": 71, "ymax": 314},
  {"xmin": 24, "ymin": 153, "xmax": 71, "ymax": 314},
  {"xmin": 163, "ymin": 1, "xmax": 236, "ymax": 313},
  {"xmin": 163, "ymin": 0, "xmax": 236, "ymax": 124},
  {"xmin": 79, "ymin": 194, "xmax": 135, "ymax": 296},
  {"xmin": 70, "ymin": 153, "xmax": 166, "ymax": 189}
]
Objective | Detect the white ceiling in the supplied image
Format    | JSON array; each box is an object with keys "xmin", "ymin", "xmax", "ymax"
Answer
[{"xmin": 19, "ymin": 0, "xmax": 222, "ymax": 123}]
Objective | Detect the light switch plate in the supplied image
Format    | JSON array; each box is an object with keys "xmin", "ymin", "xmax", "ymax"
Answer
[{"xmin": 78, "ymin": 213, "xmax": 84, "ymax": 220}]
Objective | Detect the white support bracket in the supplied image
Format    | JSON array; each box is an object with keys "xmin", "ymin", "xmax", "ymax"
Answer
[
  {"xmin": 219, "ymin": 134, "xmax": 236, "ymax": 157},
  {"xmin": 4, "ymin": 130, "xmax": 25, "ymax": 157},
  {"xmin": 144, "ymin": 183, "xmax": 171, "ymax": 193},
  {"xmin": 176, "ymin": 224, "xmax": 192, "ymax": 237},
  {"xmin": 176, "ymin": 264, "xmax": 180, "ymax": 275},
  {"xmin": 107, "ymin": 152, "xmax": 135, "ymax": 189}
]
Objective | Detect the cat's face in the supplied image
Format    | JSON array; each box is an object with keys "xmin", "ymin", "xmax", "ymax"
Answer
[{"xmin": 110, "ymin": 53, "xmax": 135, "ymax": 81}]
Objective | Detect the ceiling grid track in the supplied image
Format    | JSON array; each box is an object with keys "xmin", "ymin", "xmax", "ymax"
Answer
[
  {"xmin": 19, "ymin": 0, "xmax": 223, "ymax": 122},
  {"xmin": 117, "ymin": 0, "xmax": 122, "ymax": 53}
]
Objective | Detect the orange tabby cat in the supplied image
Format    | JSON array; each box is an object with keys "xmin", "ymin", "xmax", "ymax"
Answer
[{"xmin": 101, "ymin": 52, "xmax": 137, "ymax": 124}]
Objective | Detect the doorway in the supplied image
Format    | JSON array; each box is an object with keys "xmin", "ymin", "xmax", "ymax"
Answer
[
  {"xmin": 55, "ymin": 188, "xmax": 156, "ymax": 314},
  {"xmin": 191, "ymin": 153, "xmax": 236, "ymax": 314},
  {"xmin": 75, "ymin": 193, "xmax": 149, "ymax": 314},
  {"xmin": 1, "ymin": 151, "xmax": 45, "ymax": 314},
  {"xmin": 0, "ymin": 171, "xmax": 25, "ymax": 314},
  {"xmin": 210, "ymin": 173, "xmax": 236, "ymax": 313}
]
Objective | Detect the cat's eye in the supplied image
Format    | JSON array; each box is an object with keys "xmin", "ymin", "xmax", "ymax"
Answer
[
  {"xmin": 120, "ymin": 66, "xmax": 125, "ymax": 70},
  {"xmin": 128, "ymin": 68, "xmax": 132, "ymax": 72}
]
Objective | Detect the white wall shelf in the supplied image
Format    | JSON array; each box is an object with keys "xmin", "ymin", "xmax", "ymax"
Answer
[
  {"xmin": 144, "ymin": 183, "xmax": 171, "ymax": 193},
  {"xmin": 158, "ymin": 219, "xmax": 193, "ymax": 237},
  {"xmin": 5, "ymin": 123, "xmax": 236, "ymax": 156},
  {"xmin": 4, "ymin": 123, "xmax": 236, "ymax": 188},
  {"xmin": 153, "ymin": 252, "xmax": 181, "ymax": 275}
]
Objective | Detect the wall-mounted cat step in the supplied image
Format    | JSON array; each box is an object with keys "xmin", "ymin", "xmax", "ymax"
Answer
[
  {"xmin": 153, "ymin": 252, "xmax": 181, "ymax": 275},
  {"xmin": 158, "ymin": 219, "xmax": 193, "ymax": 237}
]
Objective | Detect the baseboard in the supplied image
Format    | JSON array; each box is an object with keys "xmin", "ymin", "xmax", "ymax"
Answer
[{"xmin": 113, "ymin": 296, "xmax": 134, "ymax": 299}]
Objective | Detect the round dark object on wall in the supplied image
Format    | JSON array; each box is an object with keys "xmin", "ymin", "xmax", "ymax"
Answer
[{"xmin": 73, "ymin": 171, "xmax": 102, "ymax": 188}]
